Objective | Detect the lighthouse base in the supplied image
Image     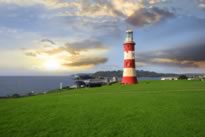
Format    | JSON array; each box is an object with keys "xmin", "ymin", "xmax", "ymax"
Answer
[{"xmin": 122, "ymin": 77, "xmax": 138, "ymax": 85}]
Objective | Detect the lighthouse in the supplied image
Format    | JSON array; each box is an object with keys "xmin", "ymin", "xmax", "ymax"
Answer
[{"xmin": 122, "ymin": 29, "xmax": 138, "ymax": 84}]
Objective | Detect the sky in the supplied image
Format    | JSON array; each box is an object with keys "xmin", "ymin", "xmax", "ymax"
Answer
[{"xmin": 0, "ymin": 0, "xmax": 205, "ymax": 75}]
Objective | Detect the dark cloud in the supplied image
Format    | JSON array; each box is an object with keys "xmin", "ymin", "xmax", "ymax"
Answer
[
  {"xmin": 25, "ymin": 39, "xmax": 108, "ymax": 56},
  {"xmin": 63, "ymin": 57, "xmax": 108, "ymax": 67},
  {"xmin": 65, "ymin": 40, "xmax": 108, "ymax": 55},
  {"xmin": 41, "ymin": 39, "xmax": 56, "ymax": 45},
  {"xmin": 137, "ymin": 40, "xmax": 205, "ymax": 68},
  {"xmin": 126, "ymin": 7, "xmax": 174, "ymax": 27},
  {"xmin": 163, "ymin": 44, "xmax": 205, "ymax": 62}
]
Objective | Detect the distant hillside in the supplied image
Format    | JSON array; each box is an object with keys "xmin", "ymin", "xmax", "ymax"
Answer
[{"xmin": 92, "ymin": 70, "xmax": 178, "ymax": 78}]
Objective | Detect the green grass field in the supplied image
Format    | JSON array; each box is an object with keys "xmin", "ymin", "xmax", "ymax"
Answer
[{"xmin": 0, "ymin": 80, "xmax": 205, "ymax": 137}]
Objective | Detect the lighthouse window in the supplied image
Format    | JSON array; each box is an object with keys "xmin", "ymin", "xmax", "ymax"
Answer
[{"xmin": 128, "ymin": 33, "xmax": 132, "ymax": 39}]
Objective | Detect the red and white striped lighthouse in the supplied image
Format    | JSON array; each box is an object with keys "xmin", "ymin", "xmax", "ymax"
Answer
[{"xmin": 122, "ymin": 29, "xmax": 138, "ymax": 84}]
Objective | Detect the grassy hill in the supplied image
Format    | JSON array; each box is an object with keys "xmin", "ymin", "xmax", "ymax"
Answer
[{"xmin": 0, "ymin": 80, "xmax": 205, "ymax": 137}]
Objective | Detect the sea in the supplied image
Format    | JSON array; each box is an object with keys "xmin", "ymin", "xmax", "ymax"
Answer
[
  {"xmin": 0, "ymin": 76, "xmax": 160, "ymax": 97},
  {"xmin": 0, "ymin": 76, "xmax": 75, "ymax": 97}
]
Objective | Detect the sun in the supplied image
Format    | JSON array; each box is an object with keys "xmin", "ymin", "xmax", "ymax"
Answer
[{"xmin": 43, "ymin": 58, "xmax": 61, "ymax": 71}]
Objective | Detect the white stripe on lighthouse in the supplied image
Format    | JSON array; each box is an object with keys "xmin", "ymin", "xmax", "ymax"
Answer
[
  {"xmin": 123, "ymin": 68, "xmax": 136, "ymax": 77},
  {"xmin": 124, "ymin": 51, "xmax": 135, "ymax": 60}
]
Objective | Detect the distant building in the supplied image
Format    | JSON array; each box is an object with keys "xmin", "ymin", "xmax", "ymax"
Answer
[
  {"xmin": 75, "ymin": 81, "xmax": 86, "ymax": 88},
  {"xmin": 72, "ymin": 74, "xmax": 120, "ymax": 89},
  {"xmin": 188, "ymin": 78, "xmax": 195, "ymax": 81},
  {"xmin": 72, "ymin": 78, "xmax": 110, "ymax": 89},
  {"xmin": 84, "ymin": 79, "xmax": 107, "ymax": 87},
  {"xmin": 161, "ymin": 77, "xmax": 178, "ymax": 80},
  {"xmin": 188, "ymin": 75, "xmax": 205, "ymax": 81}
]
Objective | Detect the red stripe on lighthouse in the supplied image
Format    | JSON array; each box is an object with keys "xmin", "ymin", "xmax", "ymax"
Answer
[
  {"xmin": 122, "ymin": 77, "xmax": 138, "ymax": 84},
  {"xmin": 124, "ymin": 43, "xmax": 135, "ymax": 52},
  {"xmin": 124, "ymin": 59, "xmax": 135, "ymax": 68}
]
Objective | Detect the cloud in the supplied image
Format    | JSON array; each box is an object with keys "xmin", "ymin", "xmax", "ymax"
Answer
[
  {"xmin": 73, "ymin": 0, "xmax": 168, "ymax": 18},
  {"xmin": 136, "ymin": 40, "xmax": 205, "ymax": 68},
  {"xmin": 65, "ymin": 40, "xmax": 108, "ymax": 55},
  {"xmin": 0, "ymin": 0, "xmax": 169, "ymax": 19},
  {"xmin": 108, "ymin": 0, "xmax": 144, "ymax": 17},
  {"xmin": 41, "ymin": 39, "xmax": 56, "ymax": 45},
  {"xmin": 0, "ymin": 0, "xmax": 174, "ymax": 39},
  {"xmin": 63, "ymin": 57, "xmax": 108, "ymax": 67},
  {"xmin": 74, "ymin": 0, "xmax": 124, "ymax": 17},
  {"xmin": 198, "ymin": 0, "xmax": 205, "ymax": 8},
  {"xmin": 55, "ymin": 1, "xmax": 173, "ymax": 38},
  {"xmin": 24, "ymin": 39, "xmax": 108, "ymax": 71},
  {"xmin": 56, "ymin": 0, "xmax": 168, "ymax": 19},
  {"xmin": 126, "ymin": 7, "xmax": 174, "ymax": 27},
  {"xmin": 25, "ymin": 40, "xmax": 108, "ymax": 56},
  {"xmin": 148, "ymin": 0, "xmax": 161, "ymax": 5},
  {"xmin": 0, "ymin": 0, "xmax": 142, "ymax": 17},
  {"xmin": 0, "ymin": 0, "xmax": 77, "ymax": 8}
]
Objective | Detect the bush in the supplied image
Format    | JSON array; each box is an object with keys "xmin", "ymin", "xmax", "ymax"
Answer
[
  {"xmin": 12, "ymin": 93, "xmax": 21, "ymax": 98},
  {"xmin": 178, "ymin": 75, "xmax": 188, "ymax": 80}
]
